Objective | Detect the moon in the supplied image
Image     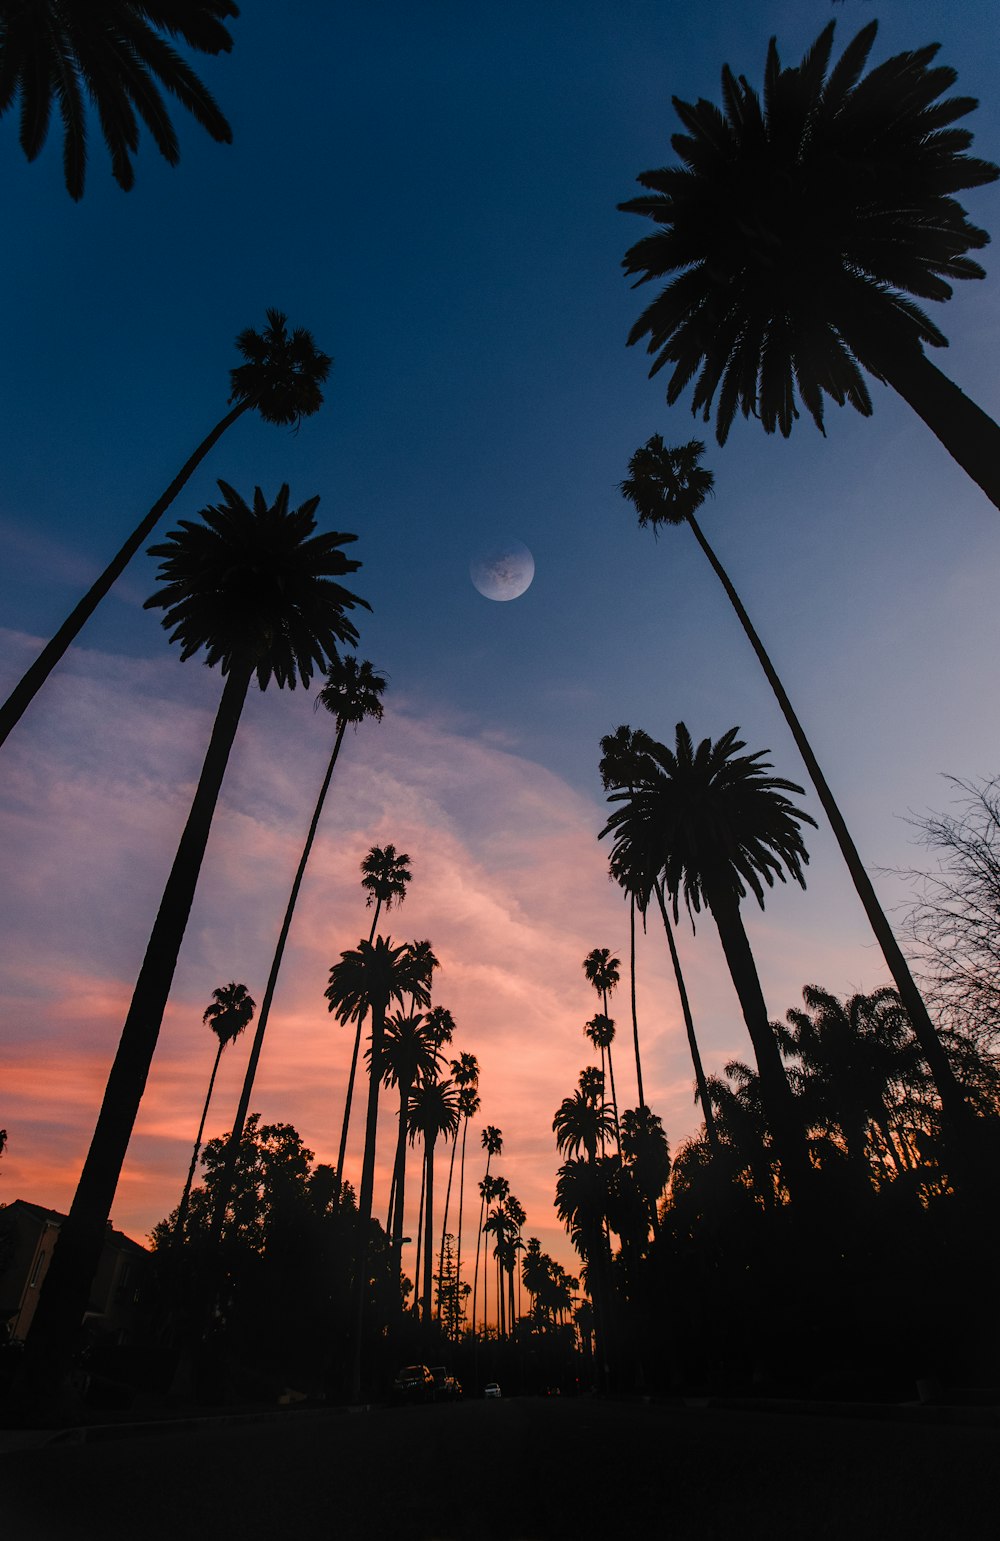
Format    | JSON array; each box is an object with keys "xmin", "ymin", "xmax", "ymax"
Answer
[{"xmin": 470, "ymin": 539, "xmax": 535, "ymax": 601}]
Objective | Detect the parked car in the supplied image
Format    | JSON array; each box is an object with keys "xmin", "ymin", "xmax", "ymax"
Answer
[
  {"xmin": 431, "ymin": 1366, "xmax": 462, "ymax": 1401},
  {"xmin": 392, "ymin": 1364, "xmax": 435, "ymax": 1404},
  {"xmin": 484, "ymin": 1381, "xmax": 501, "ymax": 1399}
]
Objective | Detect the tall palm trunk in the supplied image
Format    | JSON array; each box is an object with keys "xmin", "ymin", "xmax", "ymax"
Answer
[
  {"xmin": 421, "ymin": 1133, "xmax": 438, "ymax": 1321},
  {"xmin": 389, "ymin": 1077, "xmax": 415, "ymax": 1275},
  {"xmin": 873, "ymin": 345, "xmax": 1000, "ymax": 517},
  {"xmin": 0, "ymin": 402, "xmax": 251, "ymax": 750},
  {"xmin": 334, "ymin": 901, "xmax": 385, "ymax": 1189},
  {"xmin": 684, "ymin": 509, "xmax": 974, "ymax": 1158},
  {"xmin": 708, "ymin": 890, "xmax": 811, "ymax": 1204},
  {"xmin": 454, "ymin": 1117, "xmax": 471, "ymax": 1340},
  {"xmin": 413, "ymin": 1157, "xmax": 426, "ymax": 1314},
  {"xmin": 653, "ymin": 881, "xmax": 720, "ymax": 1156},
  {"xmin": 436, "ymin": 1129, "xmax": 459, "ymax": 1319},
  {"xmin": 350, "ymin": 994, "xmax": 388, "ymax": 1399},
  {"xmin": 174, "ymin": 1034, "xmax": 226, "ymax": 1243},
  {"xmin": 211, "ymin": 719, "xmax": 350, "ymax": 1242},
  {"xmin": 628, "ymin": 895, "xmax": 645, "ymax": 1108},
  {"xmin": 24, "ymin": 658, "xmax": 254, "ymax": 1397}
]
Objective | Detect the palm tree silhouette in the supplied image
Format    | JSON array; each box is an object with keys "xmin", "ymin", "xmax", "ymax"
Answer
[
  {"xmin": 377, "ymin": 1010, "xmax": 442, "ymax": 1277},
  {"xmin": 619, "ymin": 436, "xmax": 974, "ymax": 1161},
  {"xmin": 620, "ymin": 1105, "xmax": 671, "ymax": 1240},
  {"xmin": 471, "ymin": 1125, "xmax": 502, "ymax": 1336},
  {"xmin": 437, "ymin": 1050, "xmax": 479, "ymax": 1322},
  {"xmin": 601, "ymin": 723, "xmax": 815, "ymax": 1203},
  {"xmin": 325, "ymin": 936, "xmax": 431, "ymax": 1396},
  {"xmin": 174, "ymin": 981, "xmax": 254, "ymax": 1242},
  {"xmin": 0, "ymin": 1, "xmax": 237, "ymax": 199},
  {"xmin": 223, "ymin": 652, "xmax": 387, "ymax": 1221},
  {"xmin": 599, "ymin": 727, "xmax": 650, "ymax": 1110},
  {"xmin": 0, "ymin": 311, "xmax": 332, "ymax": 750},
  {"xmin": 620, "ymin": 20, "xmax": 1000, "ymax": 510},
  {"xmin": 333, "ymin": 845, "xmax": 413, "ymax": 1189},
  {"xmin": 408, "ymin": 1077, "xmax": 460, "ymax": 1321},
  {"xmin": 553, "ymin": 1072, "xmax": 616, "ymax": 1165},
  {"xmin": 25, "ymin": 481, "xmax": 366, "ymax": 1392},
  {"xmin": 450, "ymin": 1067, "xmax": 481, "ymax": 1338},
  {"xmin": 583, "ymin": 949, "xmax": 622, "ymax": 1151}
]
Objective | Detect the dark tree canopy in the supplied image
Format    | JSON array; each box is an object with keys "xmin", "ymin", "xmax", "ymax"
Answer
[
  {"xmin": 0, "ymin": 1, "xmax": 238, "ymax": 199},
  {"xmin": 621, "ymin": 20, "xmax": 999, "ymax": 443}
]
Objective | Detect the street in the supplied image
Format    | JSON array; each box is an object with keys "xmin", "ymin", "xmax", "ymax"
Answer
[{"xmin": 4, "ymin": 1396, "xmax": 997, "ymax": 1540}]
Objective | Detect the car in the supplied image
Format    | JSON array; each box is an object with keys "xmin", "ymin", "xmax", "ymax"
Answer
[
  {"xmin": 430, "ymin": 1366, "xmax": 462, "ymax": 1401},
  {"xmin": 392, "ymin": 1364, "xmax": 435, "ymax": 1404},
  {"xmin": 484, "ymin": 1381, "xmax": 501, "ymax": 1399}
]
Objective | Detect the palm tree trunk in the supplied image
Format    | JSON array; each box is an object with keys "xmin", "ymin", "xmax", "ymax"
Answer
[
  {"xmin": 436, "ymin": 1130, "xmax": 459, "ymax": 1319},
  {"xmin": 708, "ymin": 892, "xmax": 811, "ymax": 1205},
  {"xmin": 333, "ymin": 900, "xmax": 384, "ymax": 1194},
  {"xmin": 422, "ymin": 1134, "xmax": 437, "ymax": 1322},
  {"xmin": 684, "ymin": 509, "xmax": 975, "ymax": 1163},
  {"xmin": 23, "ymin": 657, "xmax": 254, "ymax": 1401},
  {"xmin": 873, "ymin": 346, "xmax": 1000, "ymax": 516},
  {"xmin": 471, "ymin": 1154, "xmax": 491, "ymax": 1336},
  {"xmin": 454, "ymin": 1117, "xmax": 470, "ymax": 1341},
  {"xmin": 0, "ymin": 401, "xmax": 251, "ymax": 751},
  {"xmin": 653, "ymin": 881, "xmax": 721, "ymax": 1156},
  {"xmin": 212, "ymin": 719, "xmax": 349, "ymax": 1241},
  {"xmin": 350, "ymin": 997, "xmax": 387, "ymax": 1400},
  {"xmin": 628, "ymin": 895, "xmax": 645, "ymax": 1108},
  {"xmin": 390, "ymin": 1079, "xmax": 413, "ymax": 1277},
  {"xmin": 413, "ymin": 1156, "xmax": 426, "ymax": 1315},
  {"xmin": 174, "ymin": 1036, "xmax": 225, "ymax": 1243}
]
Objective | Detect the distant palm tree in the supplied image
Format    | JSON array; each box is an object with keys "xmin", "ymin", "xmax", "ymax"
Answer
[
  {"xmin": 0, "ymin": 1, "xmax": 238, "ymax": 199},
  {"xmin": 1, "ymin": 312, "xmax": 333, "ymax": 752},
  {"xmin": 553, "ymin": 1073, "xmax": 616, "ymax": 1165},
  {"xmin": 326, "ymin": 936, "xmax": 431, "ymax": 1396},
  {"xmin": 223, "ymin": 653, "xmax": 387, "ymax": 1215},
  {"xmin": 333, "ymin": 845, "xmax": 413, "ymax": 1188},
  {"xmin": 620, "ymin": 20, "xmax": 1000, "ymax": 510},
  {"xmin": 378, "ymin": 1010, "xmax": 442, "ymax": 1275},
  {"xmin": 620, "ymin": 1105, "xmax": 671, "ymax": 1239},
  {"xmin": 601, "ymin": 723, "xmax": 815, "ymax": 1202},
  {"xmin": 584, "ymin": 1015, "xmax": 621, "ymax": 1154},
  {"xmin": 408, "ymin": 1077, "xmax": 460, "ymax": 1320},
  {"xmin": 583, "ymin": 949, "xmax": 621, "ymax": 1151},
  {"xmin": 471, "ymin": 1125, "xmax": 502, "ymax": 1336},
  {"xmin": 599, "ymin": 727, "xmax": 649, "ymax": 1109},
  {"xmin": 26, "ymin": 481, "xmax": 366, "ymax": 1391},
  {"xmin": 436, "ymin": 1050, "xmax": 478, "ymax": 1321},
  {"xmin": 619, "ymin": 436, "xmax": 974, "ymax": 1159},
  {"xmin": 174, "ymin": 981, "xmax": 254, "ymax": 1242},
  {"xmin": 451, "ymin": 1070, "xmax": 481, "ymax": 1337}
]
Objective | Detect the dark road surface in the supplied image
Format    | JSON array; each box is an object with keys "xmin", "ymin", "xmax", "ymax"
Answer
[{"xmin": 4, "ymin": 1397, "xmax": 997, "ymax": 1540}]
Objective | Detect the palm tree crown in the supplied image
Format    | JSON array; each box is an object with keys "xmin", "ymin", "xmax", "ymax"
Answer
[
  {"xmin": 315, "ymin": 652, "xmax": 387, "ymax": 733},
  {"xmin": 144, "ymin": 482, "xmax": 367, "ymax": 687},
  {"xmin": 360, "ymin": 845, "xmax": 412, "ymax": 922},
  {"xmin": 620, "ymin": 20, "xmax": 1000, "ymax": 446},
  {"xmin": 602, "ymin": 723, "xmax": 815, "ymax": 919},
  {"xmin": 0, "ymin": 1, "xmax": 238, "ymax": 199},
  {"xmin": 203, "ymin": 980, "xmax": 255, "ymax": 1047},
  {"xmin": 229, "ymin": 309, "xmax": 332, "ymax": 427}
]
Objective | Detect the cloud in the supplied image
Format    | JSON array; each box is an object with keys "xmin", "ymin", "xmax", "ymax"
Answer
[{"xmin": 0, "ymin": 633, "xmax": 896, "ymax": 1285}]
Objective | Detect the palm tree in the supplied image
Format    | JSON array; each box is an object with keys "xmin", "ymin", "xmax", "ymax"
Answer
[
  {"xmin": 378, "ymin": 1011, "xmax": 442, "ymax": 1274},
  {"xmin": 25, "ymin": 481, "xmax": 366, "ymax": 1392},
  {"xmin": 437, "ymin": 1050, "xmax": 478, "ymax": 1322},
  {"xmin": 601, "ymin": 723, "xmax": 815, "ymax": 1203},
  {"xmin": 619, "ymin": 437, "xmax": 975, "ymax": 1159},
  {"xmin": 620, "ymin": 1105, "xmax": 671, "ymax": 1239},
  {"xmin": 361, "ymin": 844, "xmax": 412, "ymax": 940},
  {"xmin": 333, "ymin": 845, "xmax": 413, "ymax": 1189},
  {"xmin": 599, "ymin": 728, "xmax": 649, "ymax": 1109},
  {"xmin": 451, "ymin": 1070, "xmax": 481, "ymax": 1338},
  {"xmin": 325, "ymin": 936, "xmax": 431, "ymax": 1395},
  {"xmin": 471, "ymin": 1125, "xmax": 502, "ymax": 1336},
  {"xmin": 0, "ymin": 311, "xmax": 333, "ymax": 751},
  {"xmin": 553, "ymin": 1074, "xmax": 616, "ymax": 1165},
  {"xmin": 408, "ymin": 1077, "xmax": 460, "ymax": 1320},
  {"xmin": 173, "ymin": 981, "xmax": 254, "ymax": 1242},
  {"xmin": 584, "ymin": 1015, "xmax": 621, "ymax": 1154},
  {"xmin": 0, "ymin": 1, "xmax": 237, "ymax": 199},
  {"xmin": 583, "ymin": 948, "xmax": 621, "ymax": 1149},
  {"xmin": 223, "ymin": 652, "xmax": 387, "ymax": 1219},
  {"xmin": 619, "ymin": 20, "xmax": 1000, "ymax": 511}
]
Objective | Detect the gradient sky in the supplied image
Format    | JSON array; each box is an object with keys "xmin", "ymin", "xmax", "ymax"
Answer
[{"xmin": 2, "ymin": 0, "xmax": 1000, "ymax": 1296}]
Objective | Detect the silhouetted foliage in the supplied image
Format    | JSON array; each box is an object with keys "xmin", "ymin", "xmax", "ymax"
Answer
[
  {"xmin": 0, "ymin": 1, "xmax": 238, "ymax": 199},
  {"xmin": 620, "ymin": 20, "xmax": 1000, "ymax": 510}
]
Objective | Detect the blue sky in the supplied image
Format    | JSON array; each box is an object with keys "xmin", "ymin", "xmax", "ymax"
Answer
[{"xmin": 2, "ymin": 0, "xmax": 999, "ymax": 1282}]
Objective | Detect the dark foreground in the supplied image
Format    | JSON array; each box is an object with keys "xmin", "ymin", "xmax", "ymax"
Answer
[{"xmin": 4, "ymin": 1396, "xmax": 997, "ymax": 1540}]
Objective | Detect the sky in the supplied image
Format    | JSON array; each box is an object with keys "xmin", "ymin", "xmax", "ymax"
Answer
[{"xmin": 2, "ymin": 0, "xmax": 1000, "ymax": 1303}]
